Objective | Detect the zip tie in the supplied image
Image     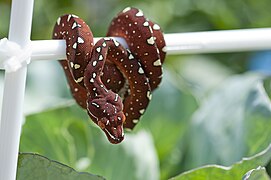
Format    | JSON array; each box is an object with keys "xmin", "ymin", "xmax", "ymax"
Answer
[{"xmin": 0, "ymin": 38, "xmax": 32, "ymax": 72}]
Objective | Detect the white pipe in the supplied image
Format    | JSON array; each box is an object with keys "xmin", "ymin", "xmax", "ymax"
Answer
[
  {"xmin": 0, "ymin": 0, "xmax": 34, "ymax": 180},
  {"xmin": 30, "ymin": 37, "xmax": 128, "ymax": 61},
  {"xmin": 29, "ymin": 28, "xmax": 271, "ymax": 61},
  {"xmin": 164, "ymin": 28, "xmax": 271, "ymax": 54}
]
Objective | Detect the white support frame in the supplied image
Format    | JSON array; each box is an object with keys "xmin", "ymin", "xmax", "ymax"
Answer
[
  {"xmin": 1, "ymin": 1, "xmax": 271, "ymax": 180},
  {"xmin": 0, "ymin": 0, "xmax": 33, "ymax": 180},
  {"xmin": 29, "ymin": 29, "xmax": 271, "ymax": 61}
]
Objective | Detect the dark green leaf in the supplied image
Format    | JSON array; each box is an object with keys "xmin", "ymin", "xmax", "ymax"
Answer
[{"xmin": 16, "ymin": 153, "xmax": 104, "ymax": 180}]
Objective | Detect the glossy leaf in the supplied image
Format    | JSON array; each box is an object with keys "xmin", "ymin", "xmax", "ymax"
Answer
[
  {"xmin": 171, "ymin": 144, "xmax": 271, "ymax": 180},
  {"xmin": 20, "ymin": 104, "xmax": 159, "ymax": 180},
  {"xmin": 16, "ymin": 153, "xmax": 104, "ymax": 180}
]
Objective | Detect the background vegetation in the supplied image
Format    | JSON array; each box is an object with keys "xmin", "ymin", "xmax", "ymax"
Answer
[{"xmin": 0, "ymin": 0, "xmax": 271, "ymax": 179}]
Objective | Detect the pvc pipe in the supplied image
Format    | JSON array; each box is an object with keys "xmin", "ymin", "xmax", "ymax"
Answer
[
  {"xmin": 164, "ymin": 28, "xmax": 271, "ymax": 54},
  {"xmin": 31, "ymin": 37, "xmax": 128, "ymax": 61},
  {"xmin": 0, "ymin": 0, "xmax": 34, "ymax": 180},
  {"xmin": 29, "ymin": 28, "xmax": 271, "ymax": 61}
]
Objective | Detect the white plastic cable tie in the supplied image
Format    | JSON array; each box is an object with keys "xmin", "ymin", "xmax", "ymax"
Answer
[{"xmin": 0, "ymin": 38, "xmax": 32, "ymax": 72}]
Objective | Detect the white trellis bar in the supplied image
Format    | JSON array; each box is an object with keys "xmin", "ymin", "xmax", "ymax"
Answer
[
  {"xmin": 29, "ymin": 28, "xmax": 271, "ymax": 61},
  {"xmin": 1, "ymin": 1, "xmax": 271, "ymax": 180},
  {"xmin": 0, "ymin": 0, "xmax": 33, "ymax": 180}
]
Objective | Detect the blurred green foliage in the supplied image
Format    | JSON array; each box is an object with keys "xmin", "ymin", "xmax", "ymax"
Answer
[
  {"xmin": 0, "ymin": 0, "xmax": 271, "ymax": 179},
  {"xmin": 173, "ymin": 145, "xmax": 271, "ymax": 180},
  {"xmin": 20, "ymin": 72, "xmax": 271, "ymax": 180}
]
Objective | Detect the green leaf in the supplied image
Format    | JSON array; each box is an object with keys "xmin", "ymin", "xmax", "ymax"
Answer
[
  {"xmin": 136, "ymin": 69, "xmax": 198, "ymax": 179},
  {"xmin": 90, "ymin": 131, "xmax": 160, "ymax": 180},
  {"xmin": 167, "ymin": 55, "xmax": 233, "ymax": 100},
  {"xmin": 20, "ymin": 104, "xmax": 159, "ymax": 180},
  {"xmin": 170, "ymin": 144, "xmax": 271, "ymax": 180},
  {"xmin": 242, "ymin": 166, "xmax": 270, "ymax": 180},
  {"xmin": 184, "ymin": 73, "xmax": 271, "ymax": 170},
  {"xmin": 20, "ymin": 102, "xmax": 93, "ymax": 167},
  {"xmin": 16, "ymin": 153, "xmax": 104, "ymax": 180},
  {"xmin": 139, "ymin": 70, "xmax": 197, "ymax": 157},
  {"xmin": 245, "ymin": 77, "xmax": 271, "ymax": 156}
]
